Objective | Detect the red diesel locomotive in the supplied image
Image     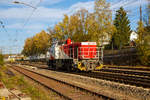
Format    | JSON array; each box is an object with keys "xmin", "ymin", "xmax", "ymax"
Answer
[{"xmin": 46, "ymin": 39, "xmax": 103, "ymax": 71}]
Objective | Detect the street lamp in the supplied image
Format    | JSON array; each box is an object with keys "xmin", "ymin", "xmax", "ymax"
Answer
[{"xmin": 13, "ymin": 1, "xmax": 36, "ymax": 9}]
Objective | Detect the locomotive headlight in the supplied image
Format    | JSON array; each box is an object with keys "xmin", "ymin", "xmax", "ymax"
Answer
[{"xmin": 78, "ymin": 62, "xmax": 81, "ymax": 66}]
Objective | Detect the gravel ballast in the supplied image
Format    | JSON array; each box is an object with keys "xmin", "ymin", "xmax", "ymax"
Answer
[{"xmin": 20, "ymin": 65, "xmax": 150, "ymax": 100}]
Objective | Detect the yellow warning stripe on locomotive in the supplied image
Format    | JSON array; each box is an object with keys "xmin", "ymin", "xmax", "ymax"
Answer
[{"xmin": 77, "ymin": 62, "xmax": 103, "ymax": 71}]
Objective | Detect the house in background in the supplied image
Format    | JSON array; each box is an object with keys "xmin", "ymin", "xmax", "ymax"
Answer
[
  {"xmin": 130, "ymin": 31, "xmax": 138, "ymax": 41},
  {"xmin": 99, "ymin": 32, "xmax": 111, "ymax": 46},
  {"xmin": 129, "ymin": 31, "xmax": 138, "ymax": 47},
  {"xmin": 98, "ymin": 31, "xmax": 138, "ymax": 46}
]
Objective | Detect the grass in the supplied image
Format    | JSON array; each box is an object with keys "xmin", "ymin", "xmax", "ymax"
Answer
[{"xmin": 0, "ymin": 66, "xmax": 50, "ymax": 100}]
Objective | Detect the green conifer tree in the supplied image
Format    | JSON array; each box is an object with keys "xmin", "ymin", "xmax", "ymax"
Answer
[{"xmin": 113, "ymin": 7, "xmax": 132, "ymax": 49}]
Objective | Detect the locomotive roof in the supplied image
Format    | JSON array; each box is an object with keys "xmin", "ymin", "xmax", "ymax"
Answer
[{"xmin": 63, "ymin": 42, "xmax": 97, "ymax": 46}]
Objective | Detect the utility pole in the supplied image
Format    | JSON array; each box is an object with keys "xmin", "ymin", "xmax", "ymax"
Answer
[
  {"xmin": 139, "ymin": 0, "xmax": 142, "ymax": 22},
  {"xmin": 140, "ymin": 5, "xmax": 142, "ymax": 22}
]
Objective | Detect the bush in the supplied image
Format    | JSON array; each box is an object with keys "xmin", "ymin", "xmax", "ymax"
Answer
[
  {"xmin": 0, "ymin": 54, "xmax": 4, "ymax": 65},
  {"xmin": 137, "ymin": 45, "xmax": 150, "ymax": 66}
]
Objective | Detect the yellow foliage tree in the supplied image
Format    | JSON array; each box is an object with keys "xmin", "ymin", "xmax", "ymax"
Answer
[
  {"xmin": 33, "ymin": 30, "xmax": 51, "ymax": 55},
  {"xmin": 49, "ymin": 0, "xmax": 114, "ymax": 45},
  {"xmin": 94, "ymin": 0, "xmax": 115, "ymax": 45},
  {"xmin": 22, "ymin": 30, "xmax": 51, "ymax": 56},
  {"xmin": 66, "ymin": 9, "xmax": 88, "ymax": 42},
  {"xmin": 136, "ymin": 21, "xmax": 150, "ymax": 65},
  {"xmin": 22, "ymin": 37, "xmax": 35, "ymax": 56}
]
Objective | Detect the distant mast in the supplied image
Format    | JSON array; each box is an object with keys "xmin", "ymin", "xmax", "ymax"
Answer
[{"xmin": 140, "ymin": 0, "xmax": 142, "ymax": 22}]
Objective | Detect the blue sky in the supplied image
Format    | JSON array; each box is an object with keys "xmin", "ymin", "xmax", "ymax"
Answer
[{"xmin": 0, "ymin": 0, "xmax": 148, "ymax": 54}]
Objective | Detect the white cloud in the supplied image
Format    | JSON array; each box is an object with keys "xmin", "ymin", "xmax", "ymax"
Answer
[
  {"xmin": 110, "ymin": 0, "xmax": 133, "ymax": 10},
  {"xmin": 67, "ymin": 1, "xmax": 94, "ymax": 14},
  {"xmin": 0, "ymin": 0, "xmax": 64, "ymax": 7},
  {"xmin": 7, "ymin": 23, "xmax": 45, "ymax": 30},
  {"xmin": 0, "ymin": 1, "xmax": 94, "ymax": 20},
  {"xmin": 0, "ymin": 0, "xmax": 11, "ymax": 4},
  {"xmin": 40, "ymin": 0, "xmax": 65, "ymax": 6},
  {"xmin": 34, "ymin": 7, "xmax": 66, "ymax": 19},
  {"xmin": 0, "ymin": 0, "xmax": 148, "ymax": 31},
  {"xmin": 110, "ymin": 0, "xmax": 148, "ymax": 10},
  {"xmin": 0, "ymin": 7, "xmax": 65, "ymax": 19}
]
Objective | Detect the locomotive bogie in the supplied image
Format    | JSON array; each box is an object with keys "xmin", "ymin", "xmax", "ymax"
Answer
[
  {"xmin": 76, "ymin": 60, "xmax": 103, "ymax": 71},
  {"xmin": 47, "ymin": 59, "xmax": 103, "ymax": 71}
]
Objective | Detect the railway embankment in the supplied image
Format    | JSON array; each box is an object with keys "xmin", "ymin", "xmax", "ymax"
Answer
[
  {"xmin": 0, "ymin": 65, "xmax": 52, "ymax": 100},
  {"xmin": 14, "ymin": 64, "xmax": 150, "ymax": 100}
]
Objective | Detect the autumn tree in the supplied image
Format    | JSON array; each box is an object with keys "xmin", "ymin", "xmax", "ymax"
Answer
[
  {"xmin": 136, "ymin": 3, "xmax": 150, "ymax": 65},
  {"xmin": 68, "ymin": 14, "xmax": 80, "ymax": 41},
  {"xmin": 51, "ymin": 10, "xmax": 90, "ymax": 42},
  {"xmin": 136, "ymin": 20, "xmax": 150, "ymax": 65},
  {"xmin": 112, "ymin": 7, "xmax": 132, "ymax": 49},
  {"xmin": 22, "ymin": 37, "xmax": 35, "ymax": 56},
  {"xmin": 22, "ymin": 30, "xmax": 51, "ymax": 56},
  {"xmin": 48, "ymin": 15, "xmax": 69, "ymax": 42},
  {"xmin": 144, "ymin": 1, "xmax": 150, "ymax": 27},
  {"xmin": 48, "ymin": 0, "xmax": 114, "ymax": 45},
  {"xmin": 144, "ymin": 2, "xmax": 150, "ymax": 36},
  {"xmin": 33, "ymin": 30, "xmax": 51, "ymax": 55},
  {"xmin": 72, "ymin": 9, "xmax": 90, "ymax": 42},
  {"xmin": 94, "ymin": 0, "xmax": 114, "ymax": 46}
]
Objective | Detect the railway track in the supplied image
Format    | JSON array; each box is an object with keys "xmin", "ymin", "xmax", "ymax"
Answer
[
  {"xmin": 103, "ymin": 66, "xmax": 150, "ymax": 71},
  {"xmin": 18, "ymin": 62, "xmax": 150, "ymax": 76},
  {"xmin": 73, "ymin": 71, "xmax": 150, "ymax": 88},
  {"xmin": 16, "ymin": 62, "xmax": 150, "ymax": 88},
  {"xmin": 9, "ymin": 65, "xmax": 114, "ymax": 100},
  {"xmin": 99, "ymin": 68, "xmax": 150, "ymax": 77}
]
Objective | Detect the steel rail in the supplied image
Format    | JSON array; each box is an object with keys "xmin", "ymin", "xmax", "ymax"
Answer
[
  {"xmin": 103, "ymin": 66, "xmax": 150, "ymax": 71},
  {"xmin": 99, "ymin": 68, "xmax": 150, "ymax": 77},
  {"xmin": 10, "ymin": 65, "xmax": 114, "ymax": 100},
  {"xmin": 73, "ymin": 71, "xmax": 150, "ymax": 88},
  {"xmin": 16, "ymin": 62, "xmax": 150, "ymax": 88}
]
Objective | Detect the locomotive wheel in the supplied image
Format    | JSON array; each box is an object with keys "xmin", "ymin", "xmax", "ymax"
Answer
[{"xmin": 52, "ymin": 60, "xmax": 56, "ymax": 70}]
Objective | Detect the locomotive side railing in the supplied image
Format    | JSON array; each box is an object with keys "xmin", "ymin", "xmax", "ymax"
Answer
[
  {"xmin": 63, "ymin": 47, "xmax": 103, "ymax": 61},
  {"xmin": 78, "ymin": 47, "xmax": 102, "ymax": 60}
]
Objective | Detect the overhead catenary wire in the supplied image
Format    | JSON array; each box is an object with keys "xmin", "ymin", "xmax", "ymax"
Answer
[
  {"xmin": 110, "ymin": 0, "xmax": 137, "ymax": 17},
  {"xmin": 0, "ymin": 20, "xmax": 8, "ymax": 32},
  {"xmin": 22, "ymin": 0, "xmax": 43, "ymax": 29},
  {"xmin": 13, "ymin": 0, "xmax": 42, "ymax": 41},
  {"xmin": 11, "ymin": 0, "xmax": 43, "ymax": 54},
  {"xmin": 13, "ymin": 0, "xmax": 43, "ymax": 35}
]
